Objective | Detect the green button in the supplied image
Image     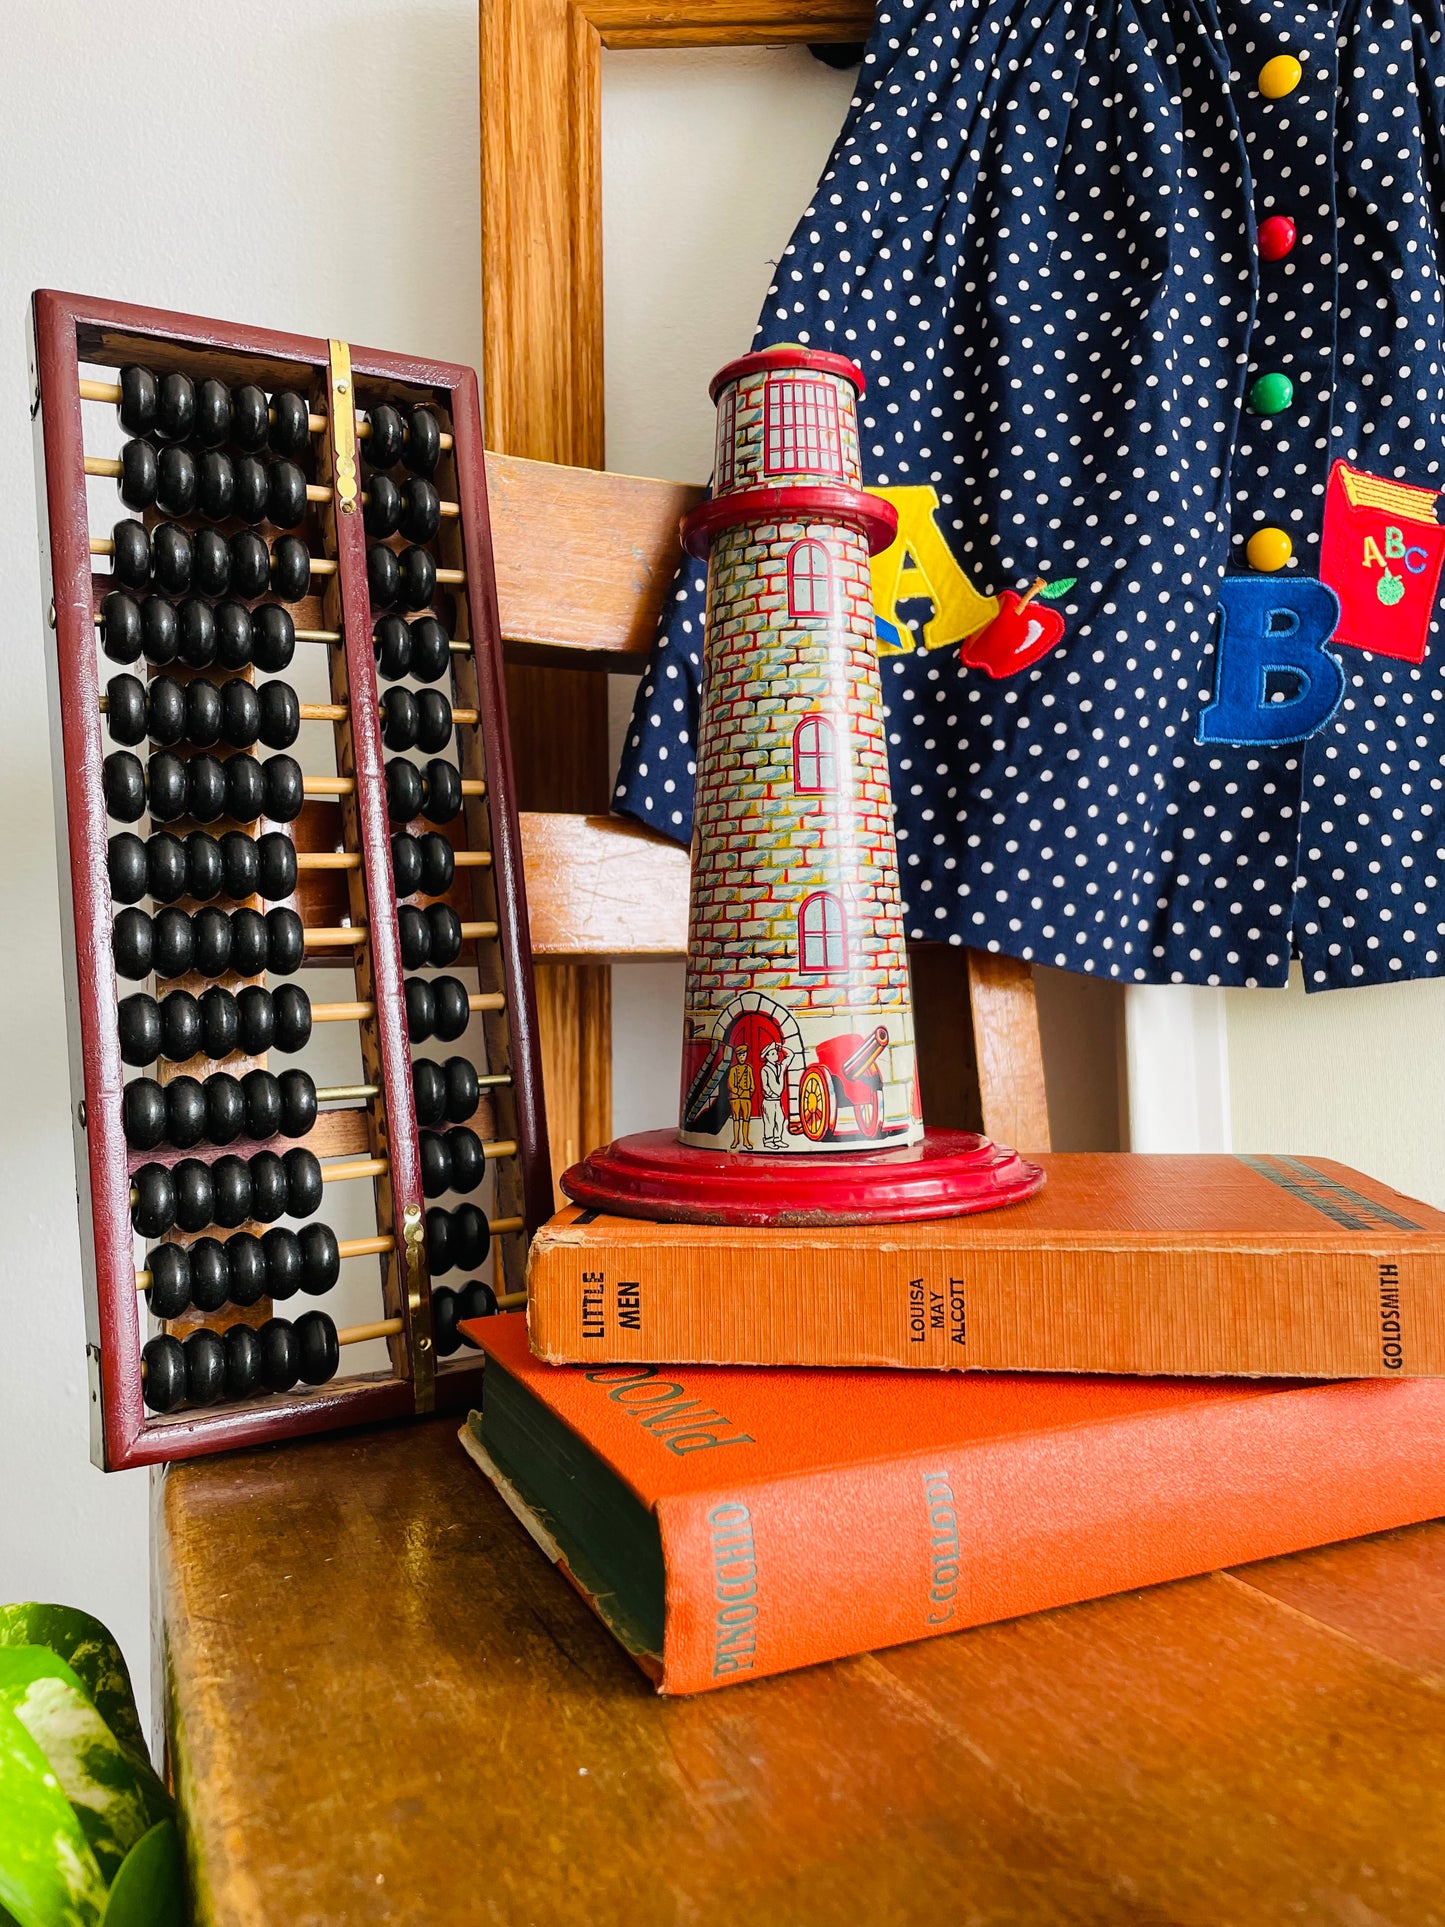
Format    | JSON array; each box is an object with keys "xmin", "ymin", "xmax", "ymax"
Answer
[{"xmin": 1248, "ymin": 371, "xmax": 1294, "ymax": 416}]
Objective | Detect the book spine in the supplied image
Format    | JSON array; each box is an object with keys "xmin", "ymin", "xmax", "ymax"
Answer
[
  {"xmin": 526, "ymin": 1231, "xmax": 1445, "ymax": 1377},
  {"xmin": 652, "ymin": 1377, "xmax": 1445, "ymax": 1693}
]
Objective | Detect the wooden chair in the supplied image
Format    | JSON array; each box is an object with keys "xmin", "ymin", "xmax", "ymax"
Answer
[{"xmin": 482, "ymin": 449, "xmax": 1054, "ymax": 1191}]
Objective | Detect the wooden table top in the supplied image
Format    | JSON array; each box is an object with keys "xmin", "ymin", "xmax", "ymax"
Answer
[{"xmin": 159, "ymin": 1413, "xmax": 1445, "ymax": 1927}]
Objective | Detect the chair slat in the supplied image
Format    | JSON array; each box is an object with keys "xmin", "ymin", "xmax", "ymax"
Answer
[{"xmin": 520, "ymin": 812, "xmax": 689, "ymax": 960}]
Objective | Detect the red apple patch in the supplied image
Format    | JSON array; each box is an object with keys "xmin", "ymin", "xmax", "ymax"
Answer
[{"xmin": 961, "ymin": 578, "xmax": 1070, "ymax": 679}]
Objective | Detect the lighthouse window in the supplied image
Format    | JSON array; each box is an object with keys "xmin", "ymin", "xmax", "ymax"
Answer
[
  {"xmin": 764, "ymin": 378, "xmax": 843, "ymax": 478},
  {"xmin": 787, "ymin": 540, "xmax": 833, "ymax": 620},
  {"xmin": 798, "ymin": 891, "xmax": 847, "ymax": 972},
  {"xmin": 715, "ymin": 386, "xmax": 738, "ymax": 491},
  {"xmin": 792, "ymin": 715, "xmax": 837, "ymax": 794}
]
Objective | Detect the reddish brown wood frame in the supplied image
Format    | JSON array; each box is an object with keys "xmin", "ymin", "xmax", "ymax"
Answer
[{"xmin": 30, "ymin": 288, "xmax": 551, "ymax": 1469}]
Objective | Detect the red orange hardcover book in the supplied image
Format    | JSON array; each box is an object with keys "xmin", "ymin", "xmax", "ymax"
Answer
[{"xmin": 460, "ymin": 1313, "xmax": 1445, "ymax": 1694}]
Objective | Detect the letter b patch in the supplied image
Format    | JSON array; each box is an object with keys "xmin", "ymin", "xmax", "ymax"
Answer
[{"xmin": 1197, "ymin": 576, "xmax": 1344, "ymax": 747}]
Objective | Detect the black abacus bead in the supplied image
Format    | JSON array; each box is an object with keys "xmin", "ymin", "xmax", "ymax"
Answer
[
  {"xmin": 196, "ymin": 450, "xmax": 235, "ymax": 522},
  {"xmin": 432, "ymin": 1287, "xmax": 461, "ymax": 1356},
  {"xmin": 189, "ymin": 1238, "xmax": 229, "ymax": 1313},
  {"xmin": 269, "ymin": 390, "xmax": 310, "ymax": 458},
  {"xmin": 192, "ymin": 906, "xmax": 231, "ymax": 978},
  {"xmin": 182, "ymin": 831, "xmax": 224, "ymax": 902},
  {"xmin": 425, "ymin": 1206, "xmax": 452, "ymax": 1273},
  {"xmin": 220, "ymin": 830, "xmax": 260, "ymax": 899},
  {"xmin": 278, "ymin": 1069, "xmax": 317, "ymax": 1139},
  {"xmin": 422, "ymin": 760, "xmax": 462, "ymax": 824},
  {"xmin": 185, "ymin": 678, "xmax": 222, "ymax": 747},
  {"xmin": 449, "ymin": 1129, "xmax": 486, "ymax": 1195},
  {"xmin": 224, "ymin": 754, "xmax": 265, "ymax": 823},
  {"xmin": 431, "ymin": 976, "xmax": 471, "ymax": 1042},
  {"xmin": 156, "ymin": 445, "xmax": 197, "ymax": 518},
  {"xmin": 231, "ymin": 384, "xmax": 269, "ymax": 453},
  {"xmin": 366, "ymin": 403, "xmax": 405, "ymax": 469},
  {"xmin": 409, "ymin": 617, "xmax": 450, "ymax": 684},
  {"xmin": 261, "ymin": 755, "xmax": 304, "ymax": 823},
  {"xmin": 205, "ymin": 1072, "xmax": 245, "ymax": 1145},
  {"xmin": 102, "ymin": 750, "xmax": 146, "ymax": 823},
  {"xmin": 219, "ymin": 679, "xmax": 260, "ymax": 749},
  {"xmin": 177, "ymin": 598, "xmax": 217, "ymax": 669},
  {"xmin": 267, "ymin": 460, "xmax": 308, "ymax": 530},
  {"xmin": 257, "ymin": 682, "xmax": 300, "ymax": 750},
  {"xmin": 198, "ymin": 985, "xmax": 240, "ymax": 1059},
  {"xmin": 101, "ymin": 592, "xmax": 144, "ymax": 665},
  {"xmin": 451, "ymin": 1203, "xmax": 490, "ymax": 1271},
  {"xmin": 104, "ymin": 675, "xmax": 148, "ymax": 747},
  {"xmin": 426, "ymin": 904, "xmax": 463, "ymax": 967},
  {"xmin": 414, "ymin": 690, "xmax": 452, "ymax": 754},
  {"xmin": 418, "ymin": 832, "xmax": 454, "ymax": 896},
  {"xmin": 373, "ymin": 615, "xmax": 410, "ymax": 679},
  {"xmin": 211, "ymin": 1154, "xmax": 253, "ymax": 1228},
  {"xmin": 155, "ymin": 372, "xmax": 196, "ymax": 443},
  {"xmin": 119, "ymin": 439, "xmax": 157, "ymax": 510},
  {"xmin": 412, "ymin": 1060, "xmax": 447, "ymax": 1127},
  {"xmin": 399, "ymin": 478, "xmax": 441, "ymax": 545},
  {"xmin": 195, "ymin": 378, "xmax": 232, "ymax": 448},
  {"xmin": 397, "ymin": 547, "xmax": 436, "ymax": 611},
  {"xmin": 237, "ymin": 985, "xmax": 275, "ymax": 1056},
  {"xmin": 405, "ymin": 977, "xmax": 434, "ymax": 1041},
  {"xmin": 183, "ymin": 1328, "xmax": 227, "ymax": 1406},
  {"xmin": 153, "ymin": 906, "xmax": 195, "ymax": 978},
  {"xmin": 113, "ymin": 906, "xmax": 153, "ymax": 979},
  {"xmin": 381, "ymin": 686, "xmax": 419, "ymax": 752},
  {"xmin": 296, "ymin": 1310, "xmax": 340, "ymax": 1386},
  {"xmin": 224, "ymin": 1324, "xmax": 262, "ymax": 1401},
  {"xmin": 265, "ymin": 907, "xmax": 304, "ymax": 974},
  {"xmin": 456, "ymin": 1281, "xmax": 499, "ymax": 1333},
  {"xmin": 256, "ymin": 833, "xmax": 298, "ymax": 901},
  {"xmin": 386, "ymin": 758, "xmax": 424, "ymax": 822},
  {"xmin": 229, "ymin": 530, "xmax": 270, "ymax": 600},
  {"xmin": 284, "ymin": 1147, "xmax": 323, "ymax": 1219},
  {"xmin": 444, "ymin": 1057, "xmax": 480, "ymax": 1123},
  {"xmin": 258, "ymin": 1318, "xmax": 299, "ymax": 1393},
  {"xmin": 272, "ymin": 983, "xmax": 312, "ymax": 1053},
  {"xmin": 419, "ymin": 1131, "xmax": 450, "ymax": 1198},
  {"xmin": 140, "ymin": 595, "xmax": 179, "ymax": 666},
  {"xmin": 118, "ymin": 993, "xmax": 161, "ymax": 1065},
  {"xmin": 404, "ymin": 408, "xmax": 442, "ymax": 478},
  {"xmin": 142, "ymin": 1335, "xmax": 185, "ymax": 1413},
  {"xmin": 146, "ymin": 1245, "xmax": 191, "ymax": 1320},
  {"xmin": 192, "ymin": 529, "xmax": 231, "ymax": 598},
  {"xmin": 165, "ymin": 1076, "xmax": 207, "ymax": 1150},
  {"xmin": 122, "ymin": 1078, "xmax": 167, "ymax": 1151},
  {"xmin": 251, "ymin": 605, "xmax": 296, "ymax": 672},
  {"xmin": 364, "ymin": 473, "xmax": 401, "ymax": 539},
  {"xmin": 160, "ymin": 989, "xmax": 203, "ymax": 1062},
  {"xmin": 398, "ymin": 904, "xmax": 430, "ymax": 968},
  {"xmin": 152, "ymin": 524, "xmax": 193, "ymax": 596},
  {"xmin": 172, "ymin": 1158, "xmax": 215, "ymax": 1234},
  {"xmin": 117, "ymin": 366, "xmax": 158, "ymax": 437},
  {"xmin": 186, "ymin": 755, "xmax": 228, "ymax": 824},
  {"xmin": 298, "ymin": 1221, "xmax": 339, "ymax": 1293},
  {"xmin": 271, "ymin": 536, "xmax": 310, "ymax": 603},
  {"xmin": 243, "ymin": 1068, "xmax": 282, "ymax": 1141},
  {"xmin": 147, "ymin": 831, "xmax": 188, "ymax": 904},
  {"xmin": 226, "ymin": 1233, "xmax": 267, "ymax": 1308},
  {"xmin": 108, "ymin": 832, "xmax": 148, "ymax": 904},
  {"xmin": 147, "ymin": 751, "xmax": 189, "ymax": 823},
  {"xmin": 146, "ymin": 676, "xmax": 187, "ymax": 747},
  {"xmin": 391, "ymin": 832, "xmax": 423, "ymax": 895},
  {"xmin": 232, "ymin": 455, "xmax": 269, "ymax": 525},
  {"xmin": 262, "ymin": 1227, "xmax": 302, "ymax": 1301},
  {"xmin": 111, "ymin": 519, "xmax": 150, "ymax": 590},
  {"xmin": 214, "ymin": 602, "xmax": 253, "ymax": 670},
  {"xmin": 367, "ymin": 542, "xmax": 401, "ymax": 609},
  {"xmin": 231, "ymin": 907, "xmax": 269, "ymax": 977},
  {"xmin": 131, "ymin": 1163, "xmax": 175, "ymax": 1237}
]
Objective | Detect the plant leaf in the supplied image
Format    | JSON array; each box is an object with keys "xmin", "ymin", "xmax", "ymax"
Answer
[
  {"xmin": 0, "ymin": 1607, "xmax": 147, "ymax": 1766},
  {"xmin": 0, "ymin": 1697, "xmax": 106, "ymax": 1927},
  {"xmin": 100, "ymin": 1821, "xmax": 188, "ymax": 1927},
  {"xmin": 1037, "ymin": 576, "xmax": 1077, "ymax": 601}
]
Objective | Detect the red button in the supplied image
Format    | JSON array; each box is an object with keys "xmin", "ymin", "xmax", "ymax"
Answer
[{"xmin": 1258, "ymin": 215, "xmax": 1296, "ymax": 261}]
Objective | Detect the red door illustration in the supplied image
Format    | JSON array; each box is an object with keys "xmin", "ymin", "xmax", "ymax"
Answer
[{"xmin": 723, "ymin": 1010, "xmax": 785, "ymax": 1116}]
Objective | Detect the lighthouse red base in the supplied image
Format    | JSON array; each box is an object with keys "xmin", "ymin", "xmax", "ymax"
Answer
[{"xmin": 560, "ymin": 1129, "xmax": 1045, "ymax": 1228}]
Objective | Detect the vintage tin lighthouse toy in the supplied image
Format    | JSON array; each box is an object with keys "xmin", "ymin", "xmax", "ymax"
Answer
[{"xmin": 564, "ymin": 348, "xmax": 1042, "ymax": 1224}]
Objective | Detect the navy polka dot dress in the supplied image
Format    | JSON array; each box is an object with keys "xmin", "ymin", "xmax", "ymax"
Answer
[{"xmin": 615, "ymin": 0, "xmax": 1445, "ymax": 990}]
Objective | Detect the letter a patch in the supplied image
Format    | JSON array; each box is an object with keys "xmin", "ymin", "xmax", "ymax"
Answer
[{"xmin": 1197, "ymin": 576, "xmax": 1344, "ymax": 747}]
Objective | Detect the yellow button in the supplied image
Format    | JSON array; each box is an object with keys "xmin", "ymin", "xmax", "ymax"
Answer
[
  {"xmin": 1258, "ymin": 53, "xmax": 1302, "ymax": 98},
  {"xmin": 1246, "ymin": 526, "xmax": 1293, "ymax": 572}
]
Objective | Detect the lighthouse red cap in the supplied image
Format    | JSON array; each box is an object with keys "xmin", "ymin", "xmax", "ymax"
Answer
[{"xmin": 708, "ymin": 345, "xmax": 867, "ymax": 403}]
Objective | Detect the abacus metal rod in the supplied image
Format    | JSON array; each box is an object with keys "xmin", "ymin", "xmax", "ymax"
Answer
[
  {"xmin": 80, "ymin": 454, "xmax": 461, "ymax": 519},
  {"xmin": 303, "ymin": 920, "xmax": 499, "ymax": 950},
  {"xmin": 76, "ymin": 378, "xmax": 456, "ymax": 451},
  {"xmin": 297, "ymin": 701, "xmax": 481, "ymax": 727},
  {"xmin": 294, "ymin": 848, "xmax": 491, "ymax": 872},
  {"xmin": 92, "ymin": 615, "xmax": 471, "ymax": 653},
  {"xmin": 87, "ymin": 535, "xmax": 466, "ymax": 588},
  {"xmin": 312, "ymin": 992, "xmax": 506, "ymax": 1023},
  {"xmin": 300, "ymin": 775, "xmax": 486, "ymax": 799},
  {"xmin": 133, "ymin": 1218, "xmax": 525, "ymax": 1292}
]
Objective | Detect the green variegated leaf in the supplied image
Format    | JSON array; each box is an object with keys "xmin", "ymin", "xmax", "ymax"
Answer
[
  {"xmin": 1037, "ymin": 575, "xmax": 1077, "ymax": 600},
  {"xmin": 0, "ymin": 1608, "xmax": 146, "ymax": 1766},
  {"xmin": 0, "ymin": 1697, "xmax": 106, "ymax": 1927},
  {"xmin": 100, "ymin": 1820, "xmax": 187, "ymax": 1927}
]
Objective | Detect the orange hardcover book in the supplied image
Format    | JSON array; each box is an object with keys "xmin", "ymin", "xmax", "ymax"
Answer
[
  {"xmin": 525, "ymin": 1153, "xmax": 1445, "ymax": 1378},
  {"xmin": 461, "ymin": 1312, "xmax": 1445, "ymax": 1695}
]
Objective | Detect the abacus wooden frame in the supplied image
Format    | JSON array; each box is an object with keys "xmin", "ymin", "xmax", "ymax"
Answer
[{"xmin": 30, "ymin": 288, "xmax": 551, "ymax": 1470}]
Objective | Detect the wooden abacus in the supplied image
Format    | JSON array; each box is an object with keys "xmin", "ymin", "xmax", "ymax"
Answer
[{"xmin": 30, "ymin": 289, "xmax": 551, "ymax": 1469}]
